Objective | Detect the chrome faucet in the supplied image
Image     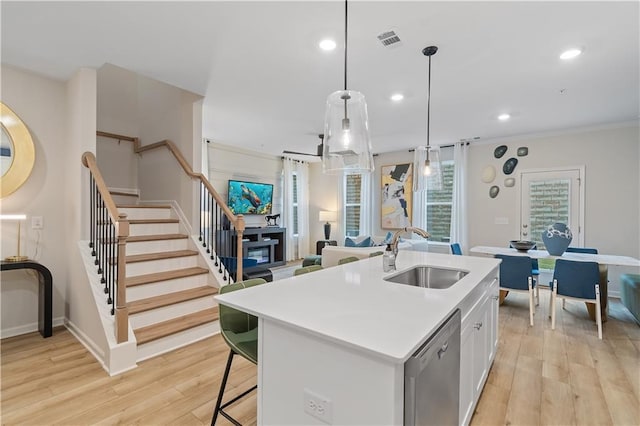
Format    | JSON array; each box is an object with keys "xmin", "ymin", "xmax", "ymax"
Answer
[{"xmin": 389, "ymin": 227, "xmax": 431, "ymax": 270}]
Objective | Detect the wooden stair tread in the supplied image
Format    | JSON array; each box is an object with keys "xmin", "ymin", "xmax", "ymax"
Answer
[
  {"xmin": 128, "ymin": 218, "xmax": 179, "ymax": 224},
  {"xmin": 134, "ymin": 307, "xmax": 219, "ymax": 345},
  {"xmin": 126, "ymin": 233, "xmax": 188, "ymax": 242},
  {"xmin": 116, "ymin": 204, "xmax": 172, "ymax": 209},
  {"xmin": 125, "ymin": 267, "xmax": 209, "ymax": 287},
  {"xmin": 125, "ymin": 249, "xmax": 198, "ymax": 263},
  {"xmin": 128, "ymin": 286, "xmax": 218, "ymax": 314}
]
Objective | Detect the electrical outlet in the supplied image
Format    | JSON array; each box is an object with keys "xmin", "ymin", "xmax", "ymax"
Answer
[
  {"xmin": 32, "ymin": 216, "xmax": 43, "ymax": 229},
  {"xmin": 303, "ymin": 388, "xmax": 332, "ymax": 424}
]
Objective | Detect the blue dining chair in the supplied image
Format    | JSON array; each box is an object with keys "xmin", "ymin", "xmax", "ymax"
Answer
[
  {"xmin": 509, "ymin": 241, "xmax": 540, "ymax": 283},
  {"xmin": 495, "ymin": 254, "xmax": 537, "ymax": 326},
  {"xmin": 450, "ymin": 243, "xmax": 462, "ymax": 255},
  {"xmin": 551, "ymin": 259, "xmax": 602, "ymax": 339},
  {"xmin": 566, "ymin": 247, "xmax": 598, "ymax": 254}
]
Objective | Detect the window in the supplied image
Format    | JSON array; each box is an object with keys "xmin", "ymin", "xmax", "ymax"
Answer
[
  {"xmin": 292, "ymin": 173, "xmax": 298, "ymax": 236},
  {"xmin": 426, "ymin": 160, "xmax": 454, "ymax": 242},
  {"xmin": 344, "ymin": 173, "xmax": 362, "ymax": 237}
]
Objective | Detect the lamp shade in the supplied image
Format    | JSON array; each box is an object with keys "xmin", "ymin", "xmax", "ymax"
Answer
[
  {"xmin": 322, "ymin": 90, "xmax": 374, "ymax": 174},
  {"xmin": 319, "ymin": 211, "xmax": 337, "ymax": 223}
]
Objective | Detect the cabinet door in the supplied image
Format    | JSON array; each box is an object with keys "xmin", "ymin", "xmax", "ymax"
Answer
[
  {"xmin": 488, "ymin": 280, "xmax": 499, "ymax": 363},
  {"xmin": 459, "ymin": 320, "xmax": 475, "ymax": 426},
  {"xmin": 472, "ymin": 298, "xmax": 490, "ymax": 396}
]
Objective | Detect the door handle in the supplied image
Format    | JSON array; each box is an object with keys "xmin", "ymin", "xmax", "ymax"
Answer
[{"xmin": 437, "ymin": 341, "xmax": 449, "ymax": 359}]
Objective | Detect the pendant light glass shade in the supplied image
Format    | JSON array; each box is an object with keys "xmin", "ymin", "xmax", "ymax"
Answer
[
  {"xmin": 322, "ymin": 90, "xmax": 374, "ymax": 174},
  {"xmin": 413, "ymin": 146, "xmax": 442, "ymax": 191},
  {"xmin": 322, "ymin": 0, "xmax": 374, "ymax": 175}
]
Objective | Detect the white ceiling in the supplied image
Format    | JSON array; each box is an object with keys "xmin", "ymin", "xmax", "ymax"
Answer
[{"xmin": 2, "ymin": 1, "xmax": 638, "ymax": 157}]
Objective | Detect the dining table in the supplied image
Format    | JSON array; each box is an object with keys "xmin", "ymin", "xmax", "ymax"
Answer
[{"xmin": 469, "ymin": 245, "xmax": 640, "ymax": 322}]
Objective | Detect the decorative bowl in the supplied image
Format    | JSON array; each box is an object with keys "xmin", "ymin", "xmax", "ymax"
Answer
[{"xmin": 509, "ymin": 240, "xmax": 536, "ymax": 252}]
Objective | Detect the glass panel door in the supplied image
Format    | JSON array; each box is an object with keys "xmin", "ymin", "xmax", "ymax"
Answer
[{"xmin": 520, "ymin": 169, "xmax": 582, "ymax": 249}]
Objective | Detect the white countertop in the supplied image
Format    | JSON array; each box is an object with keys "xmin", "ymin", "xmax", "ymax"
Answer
[{"xmin": 215, "ymin": 252, "xmax": 500, "ymax": 363}]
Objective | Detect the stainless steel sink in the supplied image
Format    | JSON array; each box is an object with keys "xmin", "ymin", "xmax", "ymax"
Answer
[{"xmin": 384, "ymin": 265, "xmax": 468, "ymax": 289}]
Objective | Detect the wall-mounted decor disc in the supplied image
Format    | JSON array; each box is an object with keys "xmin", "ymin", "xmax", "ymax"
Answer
[
  {"xmin": 494, "ymin": 145, "xmax": 508, "ymax": 159},
  {"xmin": 489, "ymin": 185, "xmax": 499, "ymax": 198},
  {"xmin": 517, "ymin": 147, "xmax": 528, "ymax": 157},
  {"xmin": 504, "ymin": 177, "xmax": 515, "ymax": 187},
  {"xmin": 481, "ymin": 165, "xmax": 496, "ymax": 183},
  {"xmin": 503, "ymin": 157, "xmax": 518, "ymax": 175}
]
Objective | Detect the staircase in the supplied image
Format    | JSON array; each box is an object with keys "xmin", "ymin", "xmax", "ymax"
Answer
[{"xmin": 117, "ymin": 201, "xmax": 221, "ymax": 362}]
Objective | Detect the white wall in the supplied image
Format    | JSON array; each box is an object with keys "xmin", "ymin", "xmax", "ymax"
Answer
[
  {"xmin": 0, "ymin": 66, "xmax": 69, "ymax": 337},
  {"xmin": 206, "ymin": 142, "xmax": 282, "ymax": 229},
  {"xmin": 308, "ymin": 162, "xmax": 341, "ymax": 253},
  {"xmin": 466, "ymin": 124, "xmax": 639, "ymax": 259},
  {"xmin": 96, "ymin": 64, "xmax": 203, "ymax": 228}
]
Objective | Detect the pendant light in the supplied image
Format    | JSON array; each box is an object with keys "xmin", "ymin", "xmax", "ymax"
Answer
[
  {"xmin": 415, "ymin": 45, "xmax": 442, "ymax": 190},
  {"xmin": 322, "ymin": 0, "xmax": 374, "ymax": 174}
]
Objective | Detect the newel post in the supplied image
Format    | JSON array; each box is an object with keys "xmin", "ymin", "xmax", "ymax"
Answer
[
  {"xmin": 235, "ymin": 214, "xmax": 245, "ymax": 282},
  {"xmin": 115, "ymin": 213, "xmax": 129, "ymax": 343}
]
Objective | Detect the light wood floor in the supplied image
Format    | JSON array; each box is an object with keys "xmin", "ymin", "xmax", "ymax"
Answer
[{"xmin": 2, "ymin": 292, "xmax": 638, "ymax": 425}]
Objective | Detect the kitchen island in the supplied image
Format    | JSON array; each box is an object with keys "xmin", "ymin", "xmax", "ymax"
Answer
[{"xmin": 215, "ymin": 251, "xmax": 500, "ymax": 425}]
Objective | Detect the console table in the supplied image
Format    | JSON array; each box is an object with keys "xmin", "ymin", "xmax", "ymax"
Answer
[
  {"xmin": 1, "ymin": 260, "xmax": 53, "ymax": 338},
  {"xmin": 219, "ymin": 227, "xmax": 287, "ymax": 269}
]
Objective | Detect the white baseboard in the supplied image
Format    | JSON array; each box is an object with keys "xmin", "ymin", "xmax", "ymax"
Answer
[
  {"xmin": 64, "ymin": 318, "xmax": 109, "ymax": 374},
  {"xmin": 0, "ymin": 316, "xmax": 64, "ymax": 339}
]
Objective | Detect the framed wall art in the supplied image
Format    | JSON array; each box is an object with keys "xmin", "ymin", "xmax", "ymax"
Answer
[{"xmin": 381, "ymin": 163, "xmax": 412, "ymax": 229}]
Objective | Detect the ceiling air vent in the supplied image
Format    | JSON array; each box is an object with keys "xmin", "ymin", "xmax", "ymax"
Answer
[{"xmin": 377, "ymin": 30, "xmax": 402, "ymax": 48}]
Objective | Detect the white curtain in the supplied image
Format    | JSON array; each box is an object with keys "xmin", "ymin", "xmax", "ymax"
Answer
[
  {"xmin": 359, "ymin": 172, "xmax": 373, "ymax": 237},
  {"xmin": 450, "ymin": 141, "xmax": 469, "ymax": 252},
  {"xmin": 282, "ymin": 157, "xmax": 310, "ymax": 260},
  {"xmin": 296, "ymin": 161, "xmax": 310, "ymax": 259}
]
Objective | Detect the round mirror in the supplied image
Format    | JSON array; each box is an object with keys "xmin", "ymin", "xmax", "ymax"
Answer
[{"xmin": 0, "ymin": 103, "xmax": 35, "ymax": 197}]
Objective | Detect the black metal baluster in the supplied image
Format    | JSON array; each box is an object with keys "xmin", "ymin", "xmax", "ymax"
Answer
[
  {"xmin": 214, "ymin": 205, "xmax": 219, "ymax": 264},
  {"xmin": 89, "ymin": 175, "xmax": 95, "ymax": 253},
  {"xmin": 199, "ymin": 182, "xmax": 204, "ymax": 243},
  {"xmin": 108, "ymin": 223, "xmax": 115, "ymax": 314},
  {"xmin": 95, "ymin": 192, "xmax": 102, "ymax": 267},
  {"xmin": 205, "ymin": 190, "xmax": 210, "ymax": 251}
]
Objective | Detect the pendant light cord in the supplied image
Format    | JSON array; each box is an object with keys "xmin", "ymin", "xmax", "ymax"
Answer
[
  {"xmin": 426, "ymin": 54, "xmax": 431, "ymax": 149},
  {"xmin": 344, "ymin": 0, "xmax": 348, "ymax": 91}
]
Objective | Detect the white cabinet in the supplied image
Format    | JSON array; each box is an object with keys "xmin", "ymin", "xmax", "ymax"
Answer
[{"xmin": 459, "ymin": 272, "xmax": 499, "ymax": 426}]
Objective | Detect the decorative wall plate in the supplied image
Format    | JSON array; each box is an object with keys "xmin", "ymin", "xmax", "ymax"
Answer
[
  {"xmin": 504, "ymin": 177, "xmax": 515, "ymax": 187},
  {"xmin": 517, "ymin": 147, "xmax": 528, "ymax": 157},
  {"xmin": 494, "ymin": 145, "xmax": 508, "ymax": 159},
  {"xmin": 503, "ymin": 157, "xmax": 518, "ymax": 175},
  {"xmin": 481, "ymin": 165, "xmax": 496, "ymax": 183},
  {"xmin": 489, "ymin": 185, "xmax": 499, "ymax": 198}
]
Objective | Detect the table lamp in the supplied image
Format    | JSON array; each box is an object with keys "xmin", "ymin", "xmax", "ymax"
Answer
[
  {"xmin": 319, "ymin": 211, "xmax": 337, "ymax": 240},
  {"xmin": 1, "ymin": 214, "xmax": 28, "ymax": 262}
]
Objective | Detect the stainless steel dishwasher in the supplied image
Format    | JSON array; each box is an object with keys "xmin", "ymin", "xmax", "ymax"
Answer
[{"xmin": 404, "ymin": 309, "xmax": 461, "ymax": 426}]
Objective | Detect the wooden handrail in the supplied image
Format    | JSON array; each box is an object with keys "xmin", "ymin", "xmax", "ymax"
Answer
[
  {"xmin": 97, "ymin": 131, "xmax": 246, "ymax": 280},
  {"xmin": 81, "ymin": 151, "xmax": 129, "ymax": 343}
]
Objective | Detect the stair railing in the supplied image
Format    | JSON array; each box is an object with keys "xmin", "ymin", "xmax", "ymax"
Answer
[
  {"xmin": 82, "ymin": 152, "xmax": 129, "ymax": 344},
  {"xmin": 96, "ymin": 131, "xmax": 246, "ymax": 282}
]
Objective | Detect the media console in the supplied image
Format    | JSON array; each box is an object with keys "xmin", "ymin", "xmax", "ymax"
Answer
[{"xmin": 220, "ymin": 227, "xmax": 286, "ymax": 269}]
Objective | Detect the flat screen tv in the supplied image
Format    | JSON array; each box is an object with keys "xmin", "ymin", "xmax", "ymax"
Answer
[{"xmin": 227, "ymin": 180, "xmax": 273, "ymax": 215}]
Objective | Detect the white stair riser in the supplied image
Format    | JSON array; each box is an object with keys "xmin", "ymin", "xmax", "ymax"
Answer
[
  {"xmin": 125, "ymin": 239, "xmax": 189, "ymax": 256},
  {"xmin": 117, "ymin": 207, "xmax": 172, "ymax": 220},
  {"xmin": 128, "ymin": 223, "xmax": 180, "ymax": 236},
  {"xmin": 130, "ymin": 296, "xmax": 216, "ymax": 329},
  {"xmin": 110, "ymin": 194, "xmax": 139, "ymax": 205},
  {"xmin": 136, "ymin": 321, "xmax": 220, "ymax": 362},
  {"xmin": 126, "ymin": 256, "xmax": 199, "ymax": 277},
  {"xmin": 127, "ymin": 274, "xmax": 212, "ymax": 301}
]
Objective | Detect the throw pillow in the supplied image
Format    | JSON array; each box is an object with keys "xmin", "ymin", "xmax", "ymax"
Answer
[{"xmin": 345, "ymin": 237, "xmax": 372, "ymax": 247}]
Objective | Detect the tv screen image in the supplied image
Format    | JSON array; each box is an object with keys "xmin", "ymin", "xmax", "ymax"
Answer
[{"xmin": 227, "ymin": 180, "xmax": 273, "ymax": 215}]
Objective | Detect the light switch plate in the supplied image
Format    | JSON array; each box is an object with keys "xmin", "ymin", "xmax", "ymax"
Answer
[{"xmin": 32, "ymin": 216, "xmax": 43, "ymax": 229}]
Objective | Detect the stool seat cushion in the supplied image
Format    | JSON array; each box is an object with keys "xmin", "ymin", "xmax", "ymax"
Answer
[
  {"xmin": 303, "ymin": 255, "xmax": 322, "ymax": 267},
  {"xmin": 620, "ymin": 273, "xmax": 640, "ymax": 324}
]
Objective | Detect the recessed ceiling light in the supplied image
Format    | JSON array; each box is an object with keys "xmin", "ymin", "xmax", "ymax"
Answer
[
  {"xmin": 560, "ymin": 48, "xmax": 582, "ymax": 60},
  {"xmin": 390, "ymin": 93, "xmax": 404, "ymax": 102},
  {"xmin": 319, "ymin": 39, "xmax": 336, "ymax": 51},
  {"xmin": 498, "ymin": 113, "xmax": 511, "ymax": 121}
]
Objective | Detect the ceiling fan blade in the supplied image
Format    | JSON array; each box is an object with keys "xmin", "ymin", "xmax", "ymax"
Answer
[{"xmin": 282, "ymin": 150, "xmax": 319, "ymax": 157}]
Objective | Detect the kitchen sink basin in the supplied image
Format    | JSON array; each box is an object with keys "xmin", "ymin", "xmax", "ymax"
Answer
[{"xmin": 384, "ymin": 265, "xmax": 468, "ymax": 289}]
